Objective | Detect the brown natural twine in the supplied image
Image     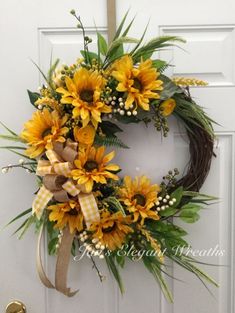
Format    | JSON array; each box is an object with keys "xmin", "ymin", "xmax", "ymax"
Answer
[{"xmin": 176, "ymin": 122, "xmax": 214, "ymax": 191}]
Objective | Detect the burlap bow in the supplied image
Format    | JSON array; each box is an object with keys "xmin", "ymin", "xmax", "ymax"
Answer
[{"xmin": 32, "ymin": 139, "xmax": 100, "ymax": 227}]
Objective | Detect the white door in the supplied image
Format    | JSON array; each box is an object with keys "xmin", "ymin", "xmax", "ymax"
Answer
[{"xmin": 0, "ymin": 0, "xmax": 234, "ymax": 312}]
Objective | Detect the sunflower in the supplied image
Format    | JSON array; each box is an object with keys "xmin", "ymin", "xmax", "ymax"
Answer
[
  {"xmin": 21, "ymin": 109, "xmax": 68, "ymax": 158},
  {"xmin": 71, "ymin": 146, "xmax": 119, "ymax": 193},
  {"xmin": 89, "ymin": 211, "xmax": 133, "ymax": 250},
  {"xmin": 56, "ymin": 67, "xmax": 111, "ymax": 128},
  {"xmin": 119, "ymin": 176, "xmax": 161, "ymax": 225},
  {"xmin": 47, "ymin": 200, "xmax": 84, "ymax": 233},
  {"xmin": 112, "ymin": 55, "xmax": 163, "ymax": 111}
]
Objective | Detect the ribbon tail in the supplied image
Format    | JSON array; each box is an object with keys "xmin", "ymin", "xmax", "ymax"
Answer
[
  {"xmin": 36, "ymin": 225, "xmax": 55, "ymax": 289},
  {"xmin": 78, "ymin": 193, "xmax": 100, "ymax": 228},
  {"xmin": 55, "ymin": 226, "xmax": 79, "ymax": 297},
  {"xmin": 33, "ymin": 185, "xmax": 53, "ymax": 219}
]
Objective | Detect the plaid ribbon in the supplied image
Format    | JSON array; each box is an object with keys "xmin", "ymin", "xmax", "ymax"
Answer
[
  {"xmin": 33, "ymin": 185, "xmax": 53, "ymax": 219},
  {"xmin": 78, "ymin": 193, "xmax": 100, "ymax": 227},
  {"xmin": 36, "ymin": 150, "xmax": 72, "ymax": 177},
  {"xmin": 33, "ymin": 184, "xmax": 99, "ymax": 226},
  {"xmin": 62, "ymin": 180, "xmax": 80, "ymax": 197}
]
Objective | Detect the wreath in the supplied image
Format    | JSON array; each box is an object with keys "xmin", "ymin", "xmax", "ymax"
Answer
[{"xmin": 1, "ymin": 10, "xmax": 218, "ymax": 302}]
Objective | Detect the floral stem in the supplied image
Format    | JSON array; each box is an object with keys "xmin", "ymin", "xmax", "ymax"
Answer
[
  {"xmin": 90, "ymin": 255, "xmax": 104, "ymax": 282},
  {"xmin": 2, "ymin": 163, "xmax": 36, "ymax": 173},
  {"xmin": 73, "ymin": 14, "xmax": 90, "ymax": 65}
]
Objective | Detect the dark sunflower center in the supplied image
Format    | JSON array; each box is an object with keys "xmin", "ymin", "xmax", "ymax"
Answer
[
  {"xmin": 68, "ymin": 208, "xmax": 78, "ymax": 216},
  {"xmin": 80, "ymin": 89, "xmax": 94, "ymax": 103},
  {"xmin": 42, "ymin": 128, "xmax": 52, "ymax": 138},
  {"xmin": 133, "ymin": 193, "xmax": 146, "ymax": 206},
  {"xmin": 84, "ymin": 160, "xmax": 98, "ymax": 172},
  {"xmin": 133, "ymin": 78, "xmax": 142, "ymax": 91},
  {"xmin": 102, "ymin": 223, "xmax": 116, "ymax": 233}
]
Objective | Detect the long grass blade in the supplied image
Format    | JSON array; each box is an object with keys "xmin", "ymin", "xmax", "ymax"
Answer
[
  {"xmin": 0, "ymin": 135, "xmax": 24, "ymax": 143},
  {"xmin": 12, "ymin": 218, "xmax": 29, "ymax": 236},
  {"xmin": 18, "ymin": 215, "xmax": 35, "ymax": 239},
  {"xmin": 0, "ymin": 121, "xmax": 18, "ymax": 136},
  {"xmin": 0, "ymin": 146, "xmax": 25, "ymax": 150},
  {"xmin": 105, "ymin": 255, "xmax": 124, "ymax": 293},
  {"xmin": 7, "ymin": 149, "xmax": 32, "ymax": 160},
  {"xmin": 113, "ymin": 9, "xmax": 130, "ymax": 40}
]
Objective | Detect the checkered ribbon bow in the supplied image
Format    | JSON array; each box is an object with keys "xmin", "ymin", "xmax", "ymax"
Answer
[{"xmin": 32, "ymin": 140, "xmax": 100, "ymax": 227}]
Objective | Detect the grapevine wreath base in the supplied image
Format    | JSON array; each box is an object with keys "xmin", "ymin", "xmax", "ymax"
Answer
[{"xmin": 1, "ymin": 10, "xmax": 218, "ymax": 301}]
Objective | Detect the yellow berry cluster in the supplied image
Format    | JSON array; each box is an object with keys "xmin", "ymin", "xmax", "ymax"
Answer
[{"xmin": 172, "ymin": 77, "xmax": 208, "ymax": 87}]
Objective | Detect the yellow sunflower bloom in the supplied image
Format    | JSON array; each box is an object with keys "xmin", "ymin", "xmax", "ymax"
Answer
[
  {"xmin": 159, "ymin": 98, "xmax": 176, "ymax": 116},
  {"xmin": 56, "ymin": 67, "xmax": 111, "ymax": 128},
  {"xmin": 71, "ymin": 145, "xmax": 120, "ymax": 193},
  {"xmin": 47, "ymin": 200, "xmax": 84, "ymax": 233},
  {"xmin": 21, "ymin": 108, "xmax": 68, "ymax": 158},
  {"xmin": 89, "ymin": 211, "xmax": 133, "ymax": 250},
  {"xmin": 119, "ymin": 175, "xmax": 161, "ymax": 225},
  {"xmin": 112, "ymin": 55, "xmax": 163, "ymax": 111}
]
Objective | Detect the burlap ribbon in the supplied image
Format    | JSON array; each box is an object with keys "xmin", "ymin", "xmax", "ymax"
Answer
[
  {"xmin": 37, "ymin": 225, "xmax": 78, "ymax": 297},
  {"xmin": 33, "ymin": 139, "xmax": 100, "ymax": 296}
]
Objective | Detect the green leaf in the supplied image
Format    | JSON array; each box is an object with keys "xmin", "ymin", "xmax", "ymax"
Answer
[
  {"xmin": 48, "ymin": 237, "xmax": 59, "ymax": 255},
  {"xmin": 115, "ymin": 114, "xmax": 140, "ymax": 124},
  {"xmin": 34, "ymin": 214, "xmax": 46, "ymax": 233},
  {"xmin": 100, "ymin": 121, "xmax": 123, "ymax": 137},
  {"xmin": 106, "ymin": 197, "xmax": 126, "ymax": 216},
  {"xmin": 159, "ymin": 75, "xmax": 183, "ymax": 100},
  {"xmin": 179, "ymin": 211, "xmax": 200, "ymax": 223},
  {"xmin": 179, "ymin": 203, "xmax": 201, "ymax": 223},
  {"xmin": 182, "ymin": 190, "xmax": 218, "ymax": 201},
  {"xmin": 47, "ymin": 220, "xmax": 58, "ymax": 239},
  {"xmin": 170, "ymin": 186, "xmax": 184, "ymax": 207},
  {"xmin": 164, "ymin": 236, "xmax": 189, "ymax": 250},
  {"xmin": 94, "ymin": 134, "xmax": 129, "ymax": 149},
  {"xmin": 80, "ymin": 50, "xmax": 99, "ymax": 62},
  {"xmin": 105, "ymin": 255, "xmax": 124, "ymax": 294},
  {"xmin": 161, "ymin": 223, "xmax": 187, "ymax": 237},
  {"xmin": 159, "ymin": 207, "xmax": 178, "ymax": 217},
  {"xmin": 116, "ymin": 254, "xmax": 125, "ymax": 268},
  {"xmin": 181, "ymin": 203, "xmax": 201, "ymax": 213},
  {"xmin": 97, "ymin": 32, "xmax": 108, "ymax": 56},
  {"xmin": 150, "ymin": 60, "xmax": 172, "ymax": 74}
]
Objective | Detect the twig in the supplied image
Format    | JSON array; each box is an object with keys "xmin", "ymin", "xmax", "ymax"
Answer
[{"xmin": 90, "ymin": 255, "xmax": 104, "ymax": 282}]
